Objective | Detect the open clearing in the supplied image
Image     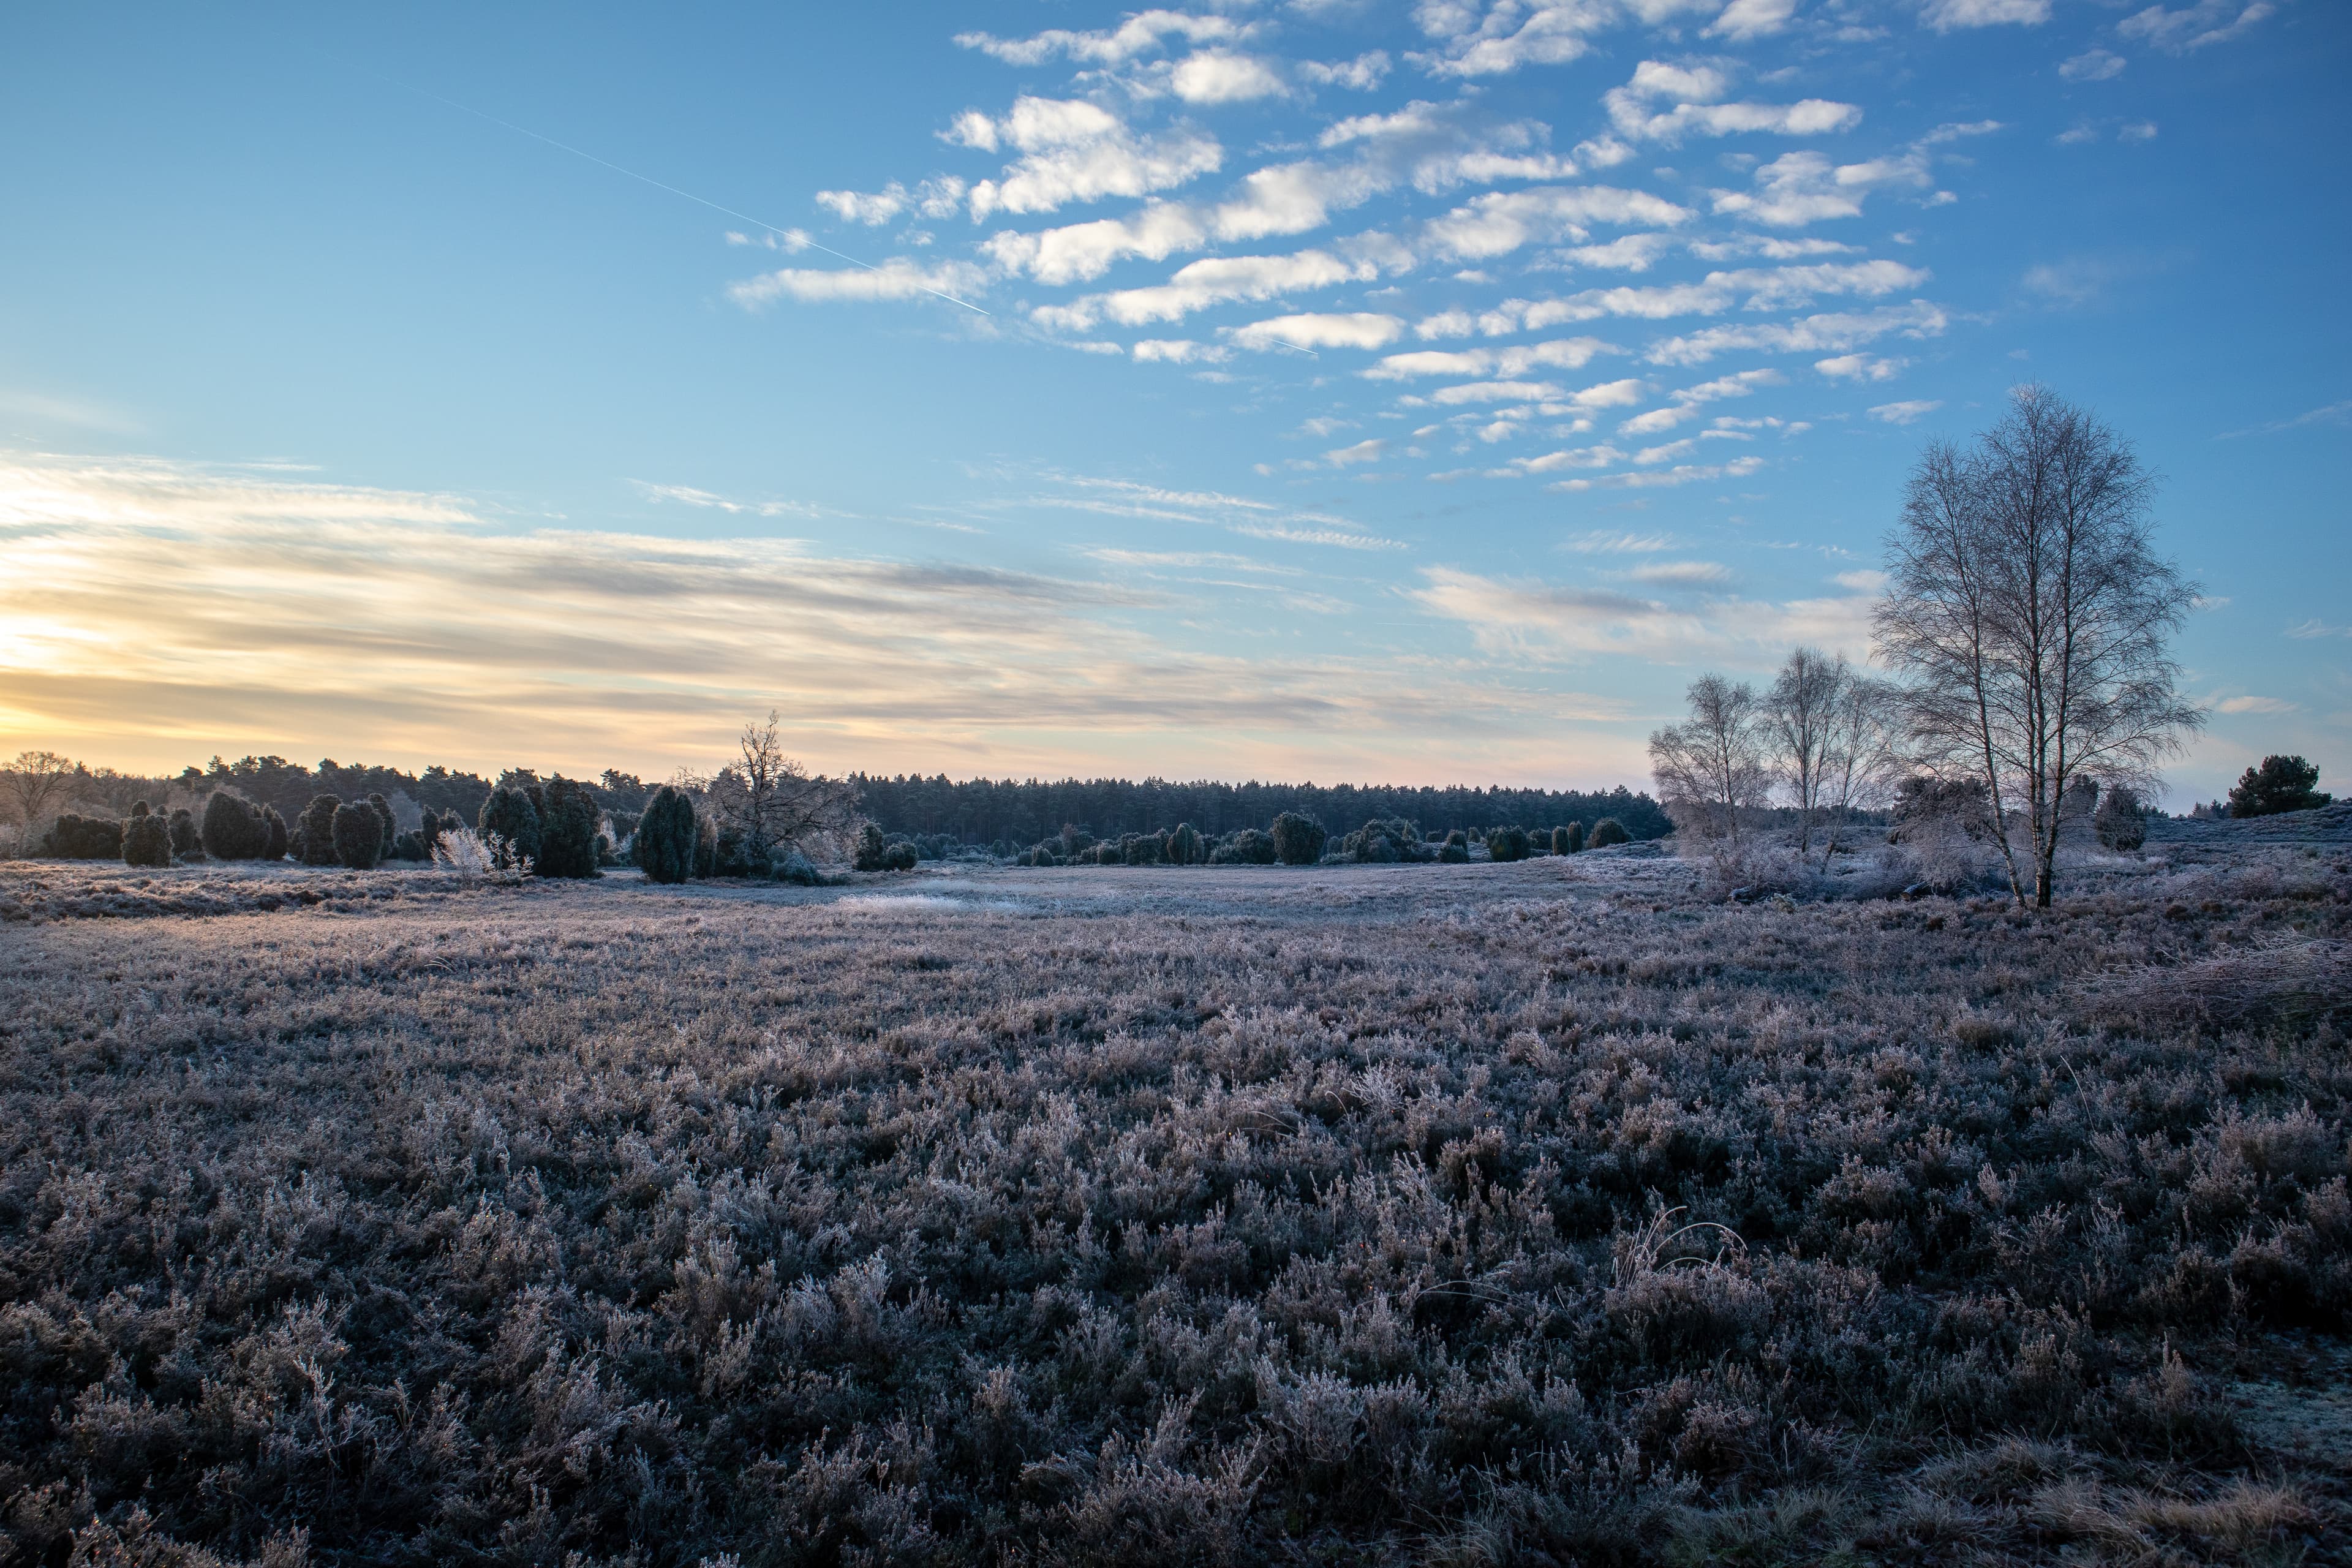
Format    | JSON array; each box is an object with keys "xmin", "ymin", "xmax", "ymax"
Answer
[{"xmin": 2, "ymin": 838, "xmax": 2348, "ymax": 1566}]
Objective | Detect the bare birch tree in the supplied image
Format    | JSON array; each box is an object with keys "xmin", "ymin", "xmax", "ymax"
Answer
[
  {"xmin": 1815, "ymin": 673, "xmax": 1905, "ymax": 870},
  {"xmin": 1874, "ymin": 386, "xmax": 2201, "ymax": 908},
  {"xmin": 1649, "ymin": 675, "xmax": 1771, "ymax": 848},
  {"xmin": 1765, "ymin": 647, "xmax": 1847, "ymax": 857}
]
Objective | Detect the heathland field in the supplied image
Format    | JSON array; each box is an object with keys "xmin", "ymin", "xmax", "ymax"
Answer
[{"xmin": 2, "ymin": 834, "xmax": 2348, "ymax": 1566}]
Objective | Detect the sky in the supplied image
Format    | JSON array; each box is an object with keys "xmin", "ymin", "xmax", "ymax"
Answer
[{"xmin": 1, "ymin": 0, "xmax": 2345, "ymax": 799}]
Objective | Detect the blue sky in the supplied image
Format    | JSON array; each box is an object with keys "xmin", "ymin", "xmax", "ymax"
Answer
[{"xmin": 1, "ymin": 0, "xmax": 2345, "ymax": 798}]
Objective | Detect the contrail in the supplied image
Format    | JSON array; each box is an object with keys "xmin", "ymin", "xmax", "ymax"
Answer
[
  {"xmin": 367, "ymin": 72, "xmax": 993, "ymax": 315},
  {"xmin": 1266, "ymin": 339, "xmax": 1321, "ymax": 358}
]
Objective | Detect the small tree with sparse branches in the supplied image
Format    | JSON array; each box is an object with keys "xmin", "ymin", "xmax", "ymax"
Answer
[
  {"xmin": 1765, "ymin": 647, "xmax": 1847, "ymax": 859},
  {"xmin": 3, "ymin": 750, "xmax": 77, "ymax": 826},
  {"xmin": 707, "ymin": 710, "xmax": 862, "ymax": 867},
  {"xmin": 1875, "ymin": 386, "xmax": 2203, "ymax": 908},
  {"xmin": 1649, "ymin": 674, "xmax": 1771, "ymax": 850}
]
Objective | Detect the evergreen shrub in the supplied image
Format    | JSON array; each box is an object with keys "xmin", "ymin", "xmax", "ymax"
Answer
[
  {"xmin": 478, "ymin": 786, "xmax": 543, "ymax": 869},
  {"xmin": 202, "ymin": 791, "xmax": 270, "ymax": 860},
  {"xmin": 635, "ymin": 786, "xmax": 699, "ymax": 884},
  {"xmin": 331, "ymin": 801, "xmax": 383, "ymax": 870},
  {"xmin": 1271, "ymin": 812, "xmax": 1327, "ymax": 865},
  {"xmin": 122, "ymin": 813, "xmax": 173, "ymax": 867},
  {"xmin": 1589, "ymin": 817, "xmax": 1629, "ymax": 848},
  {"xmin": 1486, "ymin": 826, "xmax": 1530, "ymax": 862},
  {"xmin": 2228, "ymin": 755, "xmax": 2331, "ymax": 818},
  {"xmin": 44, "ymin": 814, "xmax": 123, "ymax": 859}
]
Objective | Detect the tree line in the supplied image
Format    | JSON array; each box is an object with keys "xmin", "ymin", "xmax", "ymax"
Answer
[{"xmin": 849, "ymin": 774, "xmax": 1669, "ymax": 850}]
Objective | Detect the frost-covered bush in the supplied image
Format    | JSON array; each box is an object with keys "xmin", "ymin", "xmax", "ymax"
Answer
[
  {"xmin": 1167, "ymin": 822, "xmax": 1202, "ymax": 865},
  {"xmin": 167, "ymin": 807, "xmax": 198, "ymax": 856},
  {"xmin": 1589, "ymin": 817, "xmax": 1630, "ymax": 848},
  {"xmin": 1556, "ymin": 822, "xmax": 1585, "ymax": 854},
  {"xmin": 1439, "ymin": 828, "xmax": 1470, "ymax": 863}
]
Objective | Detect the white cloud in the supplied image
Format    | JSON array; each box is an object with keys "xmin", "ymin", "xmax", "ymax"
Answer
[
  {"xmin": 2060, "ymin": 48, "xmax": 2127, "ymax": 80},
  {"xmin": 1618, "ymin": 367, "xmax": 1781, "ymax": 432},
  {"xmin": 1325, "ymin": 437, "xmax": 1389, "ymax": 466},
  {"xmin": 1431, "ymin": 379, "xmax": 1569, "ymax": 404},
  {"xmin": 1567, "ymin": 377, "xmax": 1649, "ymax": 408},
  {"xmin": 1409, "ymin": 0, "xmax": 1629, "ymax": 77},
  {"xmin": 1229, "ymin": 312, "xmax": 1408, "ymax": 352},
  {"xmin": 1646, "ymin": 301, "xmax": 1950, "ymax": 364},
  {"xmin": 728, "ymin": 257, "xmax": 990, "ymax": 307},
  {"xmin": 1712, "ymin": 148, "xmax": 1931, "ymax": 226},
  {"xmin": 1132, "ymin": 339, "xmax": 1231, "ymax": 364},
  {"xmin": 960, "ymin": 99, "xmax": 1224, "ymax": 221},
  {"xmin": 1563, "ymin": 529, "xmax": 1676, "ymax": 552},
  {"xmin": 1058, "ymin": 247, "xmax": 1385, "ymax": 328},
  {"xmin": 1627, "ymin": 559, "xmax": 1733, "ymax": 584},
  {"xmin": 1868, "ymin": 399, "xmax": 1943, "ymax": 423},
  {"xmin": 1409, "ymin": 552, "xmax": 1870, "ymax": 663},
  {"xmin": 1299, "ymin": 51, "xmax": 1393, "ymax": 90},
  {"xmin": 1566, "ymin": 233, "xmax": 1677, "ymax": 270},
  {"xmin": 1210, "ymin": 159, "xmax": 1389, "ymax": 241},
  {"xmin": 2117, "ymin": 1, "xmax": 2277, "ymax": 53},
  {"xmin": 632, "ymin": 482, "xmax": 820, "ymax": 519},
  {"xmin": 983, "ymin": 204, "xmax": 1209, "ymax": 285},
  {"xmin": 1708, "ymin": 0, "xmax": 1800, "ymax": 39},
  {"xmin": 2214, "ymin": 694, "xmax": 2296, "ymax": 715},
  {"xmin": 1361, "ymin": 337, "xmax": 1618, "ymax": 379},
  {"xmin": 1550, "ymin": 454, "xmax": 1765, "ymax": 490},
  {"xmin": 815, "ymin": 185, "xmax": 908, "ymax": 225},
  {"xmin": 1687, "ymin": 235, "xmax": 1858, "ymax": 262},
  {"xmin": 2119, "ymin": 121, "xmax": 2159, "ymax": 142},
  {"xmin": 956, "ymin": 13, "xmax": 1254, "ymax": 66},
  {"xmin": 1422, "ymin": 185, "xmax": 1694, "ymax": 260},
  {"xmin": 1815, "ymin": 353, "xmax": 1907, "ymax": 380},
  {"xmin": 1170, "ymin": 51, "xmax": 1289, "ymax": 104},
  {"xmin": 1604, "ymin": 60, "xmax": 1864, "ymax": 145},
  {"xmin": 1466, "ymin": 260, "xmax": 1924, "ymax": 335},
  {"xmin": 1920, "ymin": 0, "xmax": 2051, "ymax": 31}
]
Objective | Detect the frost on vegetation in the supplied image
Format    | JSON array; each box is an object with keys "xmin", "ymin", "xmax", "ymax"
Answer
[
  {"xmin": 431, "ymin": 824, "xmax": 529, "ymax": 884},
  {"xmin": 0, "ymin": 848, "xmax": 2346, "ymax": 1562}
]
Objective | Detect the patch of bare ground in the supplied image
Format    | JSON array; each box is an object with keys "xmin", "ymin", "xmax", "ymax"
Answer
[{"xmin": 0, "ymin": 843, "xmax": 2346, "ymax": 1565}]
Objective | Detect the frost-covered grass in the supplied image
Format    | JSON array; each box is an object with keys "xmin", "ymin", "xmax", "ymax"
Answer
[{"xmin": 1, "ymin": 847, "xmax": 2347, "ymax": 1566}]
